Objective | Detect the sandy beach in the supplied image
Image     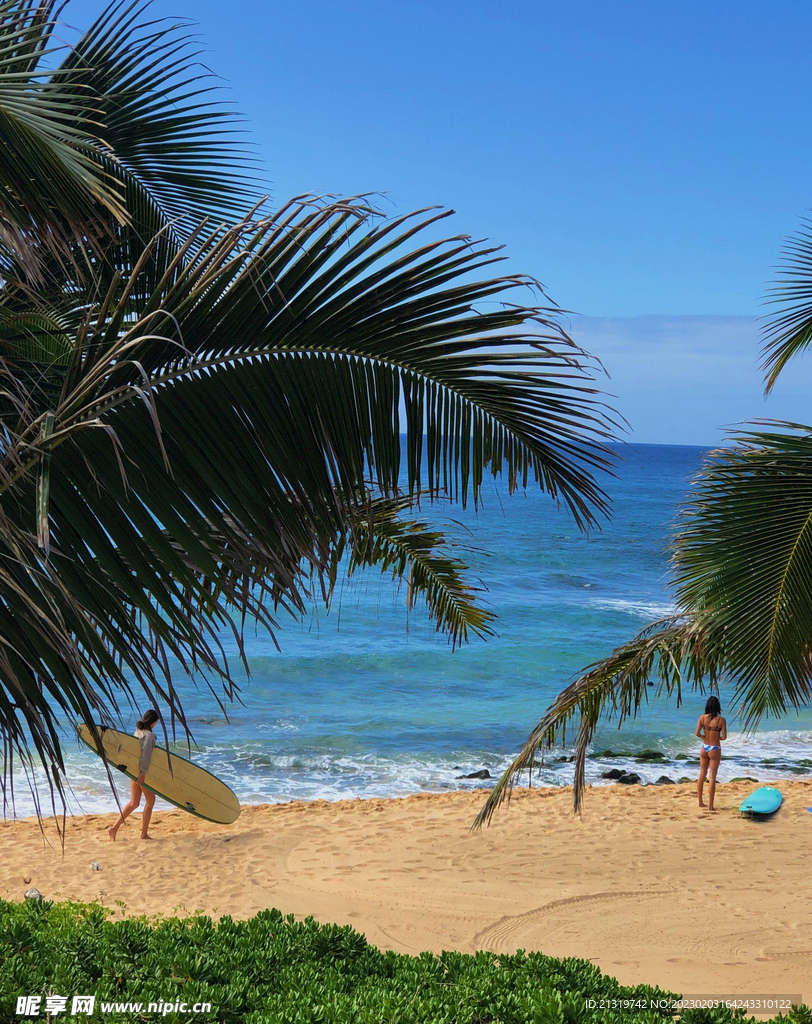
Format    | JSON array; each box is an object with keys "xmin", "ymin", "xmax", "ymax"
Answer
[{"xmin": 1, "ymin": 780, "xmax": 810, "ymax": 1006}]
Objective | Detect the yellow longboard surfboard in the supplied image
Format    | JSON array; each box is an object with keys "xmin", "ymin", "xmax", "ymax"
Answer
[{"xmin": 78, "ymin": 724, "xmax": 241, "ymax": 824}]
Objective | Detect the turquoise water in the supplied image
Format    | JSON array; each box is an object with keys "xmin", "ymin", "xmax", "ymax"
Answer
[{"xmin": 34, "ymin": 443, "xmax": 812, "ymax": 817}]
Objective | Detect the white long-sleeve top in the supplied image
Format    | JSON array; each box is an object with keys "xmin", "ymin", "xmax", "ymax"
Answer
[{"xmin": 135, "ymin": 727, "xmax": 157, "ymax": 775}]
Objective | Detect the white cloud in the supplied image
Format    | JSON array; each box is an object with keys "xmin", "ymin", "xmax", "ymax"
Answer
[{"xmin": 569, "ymin": 315, "xmax": 812, "ymax": 445}]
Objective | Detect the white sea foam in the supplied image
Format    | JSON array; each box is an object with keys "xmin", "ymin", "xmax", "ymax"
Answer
[
  {"xmin": 3, "ymin": 747, "xmax": 537, "ymax": 819},
  {"xmin": 5, "ymin": 726, "xmax": 812, "ymax": 820},
  {"xmin": 590, "ymin": 598, "xmax": 676, "ymax": 619}
]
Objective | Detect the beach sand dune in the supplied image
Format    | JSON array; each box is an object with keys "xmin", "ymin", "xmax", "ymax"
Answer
[{"xmin": 2, "ymin": 780, "xmax": 810, "ymax": 1004}]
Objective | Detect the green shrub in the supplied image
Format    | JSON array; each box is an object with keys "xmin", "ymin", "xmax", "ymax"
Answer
[{"xmin": 0, "ymin": 899, "xmax": 806, "ymax": 1023}]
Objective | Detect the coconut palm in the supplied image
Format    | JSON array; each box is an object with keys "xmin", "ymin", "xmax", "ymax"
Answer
[
  {"xmin": 0, "ymin": 0, "xmax": 618, "ymax": 814},
  {"xmin": 475, "ymin": 216, "xmax": 812, "ymax": 826}
]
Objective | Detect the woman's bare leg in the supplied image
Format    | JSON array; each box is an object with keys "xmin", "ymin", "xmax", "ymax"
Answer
[
  {"xmin": 108, "ymin": 780, "xmax": 142, "ymax": 840},
  {"xmin": 707, "ymin": 751, "xmax": 721, "ymax": 811},
  {"xmin": 140, "ymin": 790, "xmax": 156, "ymax": 840},
  {"xmin": 697, "ymin": 749, "xmax": 709, "ymax": 807}
]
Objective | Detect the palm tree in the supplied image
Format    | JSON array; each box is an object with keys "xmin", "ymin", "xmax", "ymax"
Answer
[
  {"xmin": 0, "ymin": 0, "xmax": 617, "ymax": 815},
  {"xmin": 475, "ymin": 216, "xmax": 812, "ymax": 827}
]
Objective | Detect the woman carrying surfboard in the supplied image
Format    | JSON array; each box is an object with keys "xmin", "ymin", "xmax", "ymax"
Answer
[
  {"xmin": 79, "ymin": 719, "xmax": 240, "ymax": 825},
  {"xmin": 108, "ymin": 710, "xmax": 160, "ymax": 841},
  {"xmin": 695, "ymin": 696, "xmax": 726, "ymax": 813}
]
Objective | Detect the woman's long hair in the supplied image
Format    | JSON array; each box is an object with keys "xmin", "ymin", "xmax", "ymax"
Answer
[
  {"xmin": 704, "ymin": 695, "xmax": 721, "ymax": 720},
  {"xmin": 137, "ymin": 709, "xmax": 159, "ymax": 731}
]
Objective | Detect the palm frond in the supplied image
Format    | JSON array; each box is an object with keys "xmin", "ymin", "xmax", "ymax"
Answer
[
  {"xmin": 761, "ymin": 218, "xmax": 812, "ymax": 392},
  {"xmin": 0, "ymin": 196, "xmax": 618, "ymax": 814},
  {"xmin": 49, "ymin": 0, "xmax": 260, "ymax": 236},
  {"xmin": 674, "ymin": 425, "xmax": 812, "ymax": 727},
  {"xmin": 1, "ymin": 199, "xmax": 619, "ymax": 520},
  {"xmin": 333, "ymin": 497, "xmax": 495, "ymax": 647},
  {"xmin": 0, "ymin": 0, "xmax": 126, "ymax": 278},
  {"xmin": 476, "ymin": 422, "xmax": 812, "ymax": 827},
  {"xmin": 473, "ymin": 616, "xmax": 714, "ymax": 826},
  {"xmin": 0, "ymin": 0, "xmax": 259, "ymax": 286},
  {"xmin": 154, "ymin": 497, "xmax": 494, "ymax": 654}
]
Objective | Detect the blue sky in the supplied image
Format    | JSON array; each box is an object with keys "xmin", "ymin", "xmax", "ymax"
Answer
[{"xmin": 65, "ymin": 0, "xmax": 812, "ymax": 442}]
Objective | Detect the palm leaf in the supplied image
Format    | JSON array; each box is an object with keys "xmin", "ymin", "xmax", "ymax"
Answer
[
  {"xmin": 0, "ymin": 0, "xmax": 259, "ymax": 287},
  {"xmin": 0, "ymin": 0, "xmax": 126, "ymax": 279},
  {"xmin": 332, "ymin": 496, "xmax": 495, "ymax": 646},
  {"xmin": 0, "ymin": 198, "xmax": 618, "ymax": 814},
  {"xmin": 675, "ymin": 426, "xmax": 812, "ymax": 726},
  {"xmin": 477, "ymin": 424, "xmax": 812, "ymax": 825},
  {"xmin": 1, "ymin": 200, "xmax": 618, "ymax": 518},
  {"xmin": 762, "ymin": 218, "xmax": 812, "ymax": 391},
  {"xmin": 473, "ymin": 615, "xmax": 715, "ymax": 825},
  {"xmin": 49, "ymin": 0, "xmax": 260, "ymax": 236}
]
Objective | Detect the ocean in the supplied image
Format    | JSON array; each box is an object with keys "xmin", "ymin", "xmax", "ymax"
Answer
[{"xmin": 16, "ymin": 443, "xmax": 812, "ymax": 818}]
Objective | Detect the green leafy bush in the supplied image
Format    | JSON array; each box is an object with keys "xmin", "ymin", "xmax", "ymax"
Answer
[{"xmin": 0, "ymin": 899, "xmax": 806, "ymax": 1023}]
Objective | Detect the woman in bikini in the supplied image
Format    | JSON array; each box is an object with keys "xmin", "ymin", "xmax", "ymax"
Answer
[{"xmin": 696, "ymin": 695, "xmax": 726, "ymax": 812}]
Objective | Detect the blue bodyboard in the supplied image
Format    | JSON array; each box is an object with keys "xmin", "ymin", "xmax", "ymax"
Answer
[{"xmin": 739, "ymin": 786, "xmax": 782, "ymax": 817}]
